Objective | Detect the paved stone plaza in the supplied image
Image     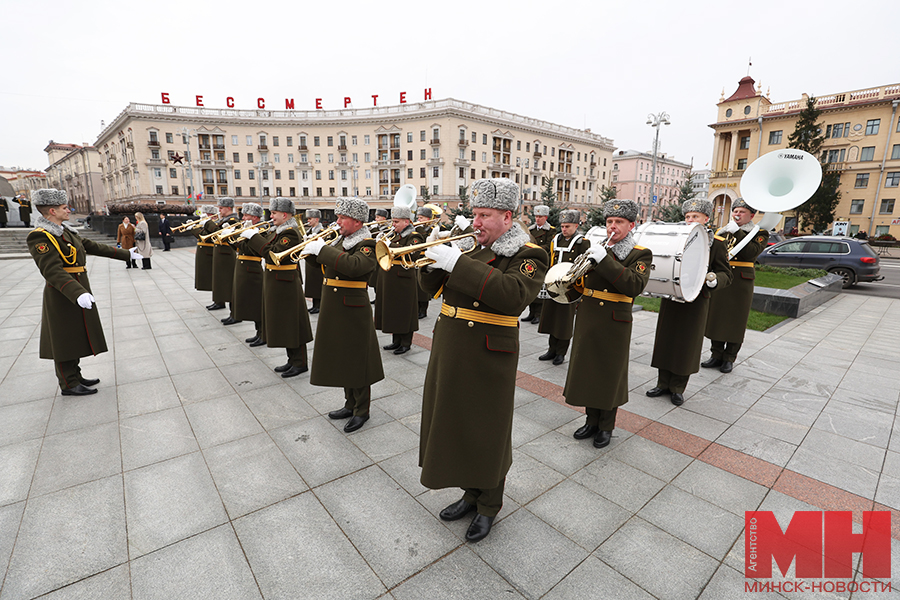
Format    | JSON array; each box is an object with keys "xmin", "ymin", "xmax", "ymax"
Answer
[{"xmin": 0, "ymin": 245, "xmax": 898, "ymax": 599}]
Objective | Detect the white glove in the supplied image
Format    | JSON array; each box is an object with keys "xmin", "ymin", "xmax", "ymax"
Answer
[
  {"xmin": 454, "ymin": 215, "xmax": 471, "ymax": 231},
  {"xmin": 304, "ymin": 238, "xmax": 326, "ymax": 256},
  {"xmin": 77, "ymin": 293, "xmax": 95, "ymax": 309},
  {"xmin": 424, "ymin": 243, "xmax": 463, "ymax": 273},
  {"xmin": 220, "ymin": 226, "xmax": 235, "ymax": 236},
  {"xmin": 240, "ymin": 228, "xmax": 257, "ymax": 239},
  {"xmin": 129, "ymin": 248, "xmax": 143, "ymax": 261},
  {"xmin": 705, "ymin": 272, "xmax": 718, "ymax": 288},
  {"xmin": 426, "ymin": 225, "xmax": 441, "ymax": 243},
  {"xmin": 585, "ymin": 244, "xmax": 607, "ymax": 264},
  {"xmin": 721, "ymin": 220, "xmax": 740, "ymax": 234}
]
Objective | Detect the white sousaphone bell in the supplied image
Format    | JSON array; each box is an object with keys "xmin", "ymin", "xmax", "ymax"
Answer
[
  {"xmin": 739, "ymin": 148, "xmax": 823, "ymax": 231},
  {"xmin": 393, "ymin": 184, "xmax": 417, "ymax": 211}
]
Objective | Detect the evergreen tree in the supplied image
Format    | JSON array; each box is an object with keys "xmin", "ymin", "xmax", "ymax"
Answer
[
  {"xmin": 677, "ymin": 174, "xmax": 696, "ymax": 204},
  {"xmin": 540, "ymin": 176, "xmax": 566, "ymax": 227},
  {"xmin": 420, "ymin": 187, "xmax": 431, "ymax": 202},
  {"xmin": 586, "ymin": 185, "xmax": 617, "ymax": 227},
  {"xmin": 786, "ymin": 96, "xmax": 839, "ymax": 232},
  {"xmin": 656, "ymin": 202, "xmax": 684, "ymax": 223},
  {"xmin": 449, "ymin": 186, "xmax": 472, "ymax": 219}
]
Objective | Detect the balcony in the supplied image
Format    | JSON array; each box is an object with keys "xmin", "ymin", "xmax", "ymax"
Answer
[
  {"xmin": 338, "ymin": 144, "xmax": 347, "ymax": 151},
  {"xmin": 126, "ymin": 142, "xmax": 134, "ymax": 149},
  {"xmin": 148, "ymin": 140, "xmax": 160, "ymax": 147},
  {"xmin": 202, "ymin": 179, "xmax": 215, "ymax": 185},
  {"xmin": 146, "ymin": 158, "xmax": 166, "ymax": 166},
  {"xmin": 198, "ymin": 144, "xmax": 211, "ymax": 150},
  {"xmin": 375, "ymin": 159, "xmax": 405, "ymax": 167},
  {"xmin": 216, "ymin": 178, "xmax": 228, "ymax": 184},
  {"xmin": 454, "ymin": 158, "xmax": 470, "ymax": 167},
  {"xmin": 430, "ymin": 138, "xmax": 440, "ymax": 145},
  {"xmin": 533, "ymin": 151, "xmax": 542, "ymax": 158},
  {"xmin": 427, "ymin": 158, "xmax": 445, "ymax": 166},
  {"xmin": 258, "ymin": 145, "xmax": 268, "ymax": 150},
  {"xmin": 213, "ymin": 144, "xmax": 225, "ymax": 150},
  {"xmin": 825, "ymin": 162, "xmax": 847, "ymax": 172},
  {"xmin": 299, "ymin": 144, "xmax": 308, "ymax": 151},
  {"xmin": 458, "ymin": 139, "xmax": 469, "ymax": 146}
]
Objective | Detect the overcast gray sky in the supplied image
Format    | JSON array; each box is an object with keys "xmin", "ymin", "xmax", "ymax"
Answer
[{"xmin": 3, "ymin": 0, "xmax": 897, "ymax": 172}]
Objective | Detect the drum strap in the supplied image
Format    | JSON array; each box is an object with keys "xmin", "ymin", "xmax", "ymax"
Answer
[
  {"xmin": 581, "ymin": 288, "xmax": 633, "ymax": 303},
  {"xmin": 727, "ymin": 225, "xmax": 759, "ymax": 260}
]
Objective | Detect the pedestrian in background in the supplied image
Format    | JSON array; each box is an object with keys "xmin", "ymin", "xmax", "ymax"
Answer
[
  {"xmin": 134, "ymin": 212, "xmax": 153, "ymax": 270},
  {"xmin": 159, "ymin": 213, "xmax": 173, "ymax": 251},
  {"xmin": 117, "ymin": 216, "xmax": 137, "ymax": 268}
]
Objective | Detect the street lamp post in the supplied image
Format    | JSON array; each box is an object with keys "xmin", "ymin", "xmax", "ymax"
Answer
[
  {"xmin": 178, "ymin": 126, "xmax": 198, "ymax": 206},
  {"xmin": 646, "ymin": 111, "xmax": 671, "ymax": 221}
]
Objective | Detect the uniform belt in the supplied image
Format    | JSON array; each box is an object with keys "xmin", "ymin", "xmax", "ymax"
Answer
[
  {"xmin": 324, "ymin": 278, "xmax": 367, "ymax": 288},
  {"xmin": 440, "ymin": 303, "xmax": 519, "ymax": 327},
  {"xmin": 265, "ymin": 263, "xmax": 297, "ymax": 271},
  {"xmin": 581, "ymin": 288, "xmax": 633, "ymax": 303},
  {"xmin": 237, "ymin": 255, "xmax": 261, "ymax": 262},
  {"xmin": 63, "ymin": 266, "xmax": 86, "ymax": 273},
  {"xmin": 729, "ymin": 261, "xmax": 755, "ymax": 268},
  {"xmin": 197, "ymin": 242, "xmax": 214, "ymax": 247}
]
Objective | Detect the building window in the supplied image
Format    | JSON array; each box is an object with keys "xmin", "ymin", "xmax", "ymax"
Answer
[
  {"xmin": 364, "ymin": 135, "xmax": 370, "ymax": 145},
  {"xmin": 407, "ymin": 132, "xmax": 413, "ymax": 143},
  {"xmin": 420, "ymin": 149, "xmax": 426, "ymax": 160},
  {"xmin": 432, "ymin": 148, "xmax": 440, "ymax": 159},
  {"xmin": 879, "ymin": 199, "xmax": 895, "ymax": 214},
  {"xmin": 153, "ymin": 168, "xmax": 162, "ymax": 178},
  {"xmin": 328, "ymin": 154, "xmax": 334, "ymax": 163},
  {"xmin": 316, "ymin": 188, "xmax": 322, "ymax": 196},
  {"xmin": 249, "ymin": 170, "xmax": 256, "ymax": 180},
  {"xmin": 275, "ymin": 170, "xmax": 281, "ymax": 180},
  {"xmin": 482, "ymin": 152, "xmax": 487, "ymax": 163},
  {"xmin": 299, "ymin": 135, "xmax": 307, "ymax": 148},
  {"xmin": 287, "ymin": 153, "xmax": 294, "ymax": 163},
  {"xmin": 172, "ymin": 185, "xmax": 179, "ymax": 195},
  {"xmin": 289, "ymin": 171, "xmax": 295, "ymax": 180},
  {"xmin": 274, "ymin": 154, "xmax": 280, "ymax": 163},
  {"xmin": 273, "ymin": 136, "xmax": 279, "ymax": 147},
  {"xmin": 164, "ymin": 133, "xmax": 173, "ymax": 144},
  {"xmin": 232, "ymin": 152, "xmax": 239, "ymax": 163},
  {"xmin": 169, "ymin": 168, "xmax": 177, "ymax": 178},
  {"xmin": 245, "ymin": 135, "xmax": 252, "ymax": 146},
  {"xmin": 482, "ymin": 134, "xmax": 487, "ymax": 145},
  {"xmin": 407, "ymin": 150, "xmax": 413, "ymax": 161},
  {"xmin": 275, "ymin": 187, "xmax": 282, "ymax": 196},
  {"xmin": 892, "ymin": 144, "xmax": 900, "ymax": 160},
  {"xmin": 364, "ymin": 152, "xmax": 370, "ymax": 162},
  {"xmin": 855, "ymin": 173, "xmax": 869, "ymax": 188},
  {"xmin": 289, "ymin": 187, "xmax": 296, "ymax": 197},
  {"xmin": 285, "ymin": 136, "xmax": 292, "ymax": 147},
  {"xmin": 151, "ymin": 149, "xmax": 160, "ymax": 159},
  {"xmin": 471, "ymin": 150, "xmax": 476, "ymax": 161},
  {"xmin": 826, "ymin": 149, "xmax": 845, "ymax": 163},
  {"xmin": 860, "ymin": 147, "xmax": 876, "ymax": 161},
  {"xmin": 314, "ymin": 136, "xmax": 320, "ymax": 146},
  {"xmin": 250, "ymin": 187, "xmax": 256, "ymax": 197},
  {"xmin": 155, "ymin": 185, "xmax": 163, "ymax": 194},
  {"xmin": 235, "ymin": 170, "xmax": 241, "ymax": 179},
  {"xmin": 420, "ymin": 167, "xmax": 426, "ymax": 178},
  {"xmin": 419, "ymin": 130, "xmax": 426, "ymax": 142},
  {"xmin": 866, "ymin": 119, "xmax": 880, "ymax": 135},
  {"xmin": 850, "ymin": 199, "xmax": 865, "ymax": 214},
  {"xmin": 231, "ymin": 135, "xmax": 238, "ymax": 145},
  {"xmin": 432, "ymin": 167, "xmax": 439, "ymax": 178},
  {"xmin": 433, "ymin": 185, "xmax": 439, "ymax": 194},
  {"xmin": 327, "ymin": 136, "xmax": 333, "ymax": 147},
  {"xmin": 315, "ymin": 154, "xmax": 321, "ymax": 163},
  {"xmin": 246, "ymin": 152, "xmax": 253, "ymax": 163},
  {"xmin": 472, "ymin": 131, "xmax": 477, "ymax": 143},
  {"xmin": 740, "ymin": 136, "xmax": 750, "ymax": 150},
  {"xmin": 768, "ymin": 131, "xmax": 782, "ymax": 145},
  {"xmin": 886, "ymin": 172, "xmax": 900, "ymax": 187}
]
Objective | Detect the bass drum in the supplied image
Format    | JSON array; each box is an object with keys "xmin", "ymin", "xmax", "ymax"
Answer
[
  {"xmin": 584, "ymin": 225, "xmax": 607, "ymax": 248},
  {"xmin": 632, "ymin": 222, "xmax": 709, "ymax": 303}
]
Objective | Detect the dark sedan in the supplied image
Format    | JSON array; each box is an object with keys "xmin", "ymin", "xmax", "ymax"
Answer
[{"xmin": 756, "ymin": 236, "xmax": 883, "ymax": 288}]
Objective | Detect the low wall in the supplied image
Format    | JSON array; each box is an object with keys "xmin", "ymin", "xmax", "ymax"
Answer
[{"xmin": 752, "ymin": 274, "xmax": 844, "ymax": 318}]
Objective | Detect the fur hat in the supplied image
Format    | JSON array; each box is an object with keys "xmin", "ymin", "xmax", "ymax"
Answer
[
  {"xmin": 391, "ymin": 206, "xmax": 413, "ymax": 220},
  {"xmin": 533, "ymin": 204, "xmax": 550, "ymax": 217},
  {"xmin": 269, "ymin": 197, "xmax": 296, "ymax": 215},
  {"xmin": 335, "ymin": 197, "xmax": 369, "ymax": 222},
  {"xmin": 682, "ymin": 198, "xmax": 713, "ymax": 219},
  {"xmin": 201, "ymin": 205, "xmax": 218, "ymax": 215},
  {"xmin": 602, "ymin": 199, "xmax": 639, "ymax": 223},
  {"xmin": 241, "ymin": 202, "xmax": 264, "ymax": 218},
  {"xmin": 416, "ymin": 206, "xmax": 433, "ymax": 219},
  {"xmin": 470, "ymin": 178, "xmax": 519, "ymax": 212},
  {"xmin": 305, "ymin": 209, "xmax": 321, "ymax": 219},
  {"xmin": 559, "ymin": 209, "xmax": 581, "ymax": 224},
  {"xmin": 375, "ymin": 208, "xmax": 389, "ymax": 218},
  {"xmin": 731, "ymin": 197, "xmax": 757, "ymax": 214},
  {"xmin": 31, "ymin": 188, "xmax": 68, "ymax": 206},
  {"xmin": 217, "ymin": 197, "xmax": 235, "ymax": 208}
]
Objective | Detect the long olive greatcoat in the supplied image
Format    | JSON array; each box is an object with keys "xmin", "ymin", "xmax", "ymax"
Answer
[
  {"xmin": 209, "ymin": 214, "xmax": 241, "ymax": 304},
  {"xmin": 247, "ymin": 227, "xmax": 313, "ymax": 349},
  {"xmin": 651, "ymin": 235, "xmax": 733, "ymax": 376},
  {"xmin": 418, "ymin": 234, "xmax": 547, "ymax": 491},
  {"xmin": 17, "ymin": 198, "xmax": 32, "ymax": 226},
  {"xmin": 538, "ymin": 233, "xmax": 590, "ymax": 340},
  {"xmin": 0, "ymin": 198, "xmax": 8, "ymax": 224},
  {"xmin": 310, "ymin": 234, "xmax": 385, "ymax": 388},
  {"xmin": 304, "ymin": 222, "xmax": 325, "ymax": 300},
  {"xmin": 705, "ymin": 227, "xmax": 769, "ymax": 344},
  {"xmin": 374, "ymin": 226, "xmax": 425, "ymax": 335},
  {"xmin": 192, "ymin": 225, "xmax": 214, "ymax": 291},
  {"xmin": 564, "ymin": 243, "xmax": 652, "ymax": 411},
  {"xmin": 231, "ymin": 235, "xmax": 264, "ymax": 323},
  {"xmin": 27, "ymin": 225, "xmax": 129, "ymax": 361},
  {"xmin": 415, "ymin": 222, "xmax": 433, "ymax": 305}
]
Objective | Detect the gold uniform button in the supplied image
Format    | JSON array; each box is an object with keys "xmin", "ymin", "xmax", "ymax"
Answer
[
  {"xmin": 603, "ymin": 289, "xmax": 608, "ymax": 293},
  {"xmin": 473, "ymin": 301, "xmax": 479, "ymax": 307},
  {"xmin": 437, "ymin": 316, "xmax": 441, "ymax": 322},
  {"xmin": 333, "ymin": 288, "xmax": 338, "ymax": 292},
  {"xmin": 467, "ymin": 321, "xmax": 474, "ymax": 327},
  {"xmin": 599, "ymin": 301, "xmax": 604, "ymax": 306}
]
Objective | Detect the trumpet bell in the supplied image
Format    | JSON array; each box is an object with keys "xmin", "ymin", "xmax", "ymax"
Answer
[
  {"xmin": 543, "ymin": 262, "xmax": 584, "ymax": 305},
  {"xmin": 422, "ymin": 202, "xmax": 443, "ymax": 217},
  {"xmin": 375, "ymin": 240, "xmax": 394, "ymax": 271},
  {"xmin": 740, "ymin": 149, "xmax": 822, "ymax": 213}
]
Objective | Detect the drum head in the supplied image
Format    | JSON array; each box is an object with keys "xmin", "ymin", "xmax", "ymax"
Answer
[{"xmin": 677, "ymin": 223, "xmax": 710, "ymax": 302}]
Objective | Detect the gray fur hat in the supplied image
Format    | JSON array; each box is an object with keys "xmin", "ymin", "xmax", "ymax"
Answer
[
  {"xmin": 375, "ymin": 208, "xmax": 389, "ymax": 218},
  {"xmin": 559, "ymin": 209, "xmax": 581, "ymax": 224},
  {"xmin": 682, "ymin": 198, "xmax": 713, "ymax": 219},
  {"xmin": 269, "ymin": 197, "xmax": 295, "ymax": 215},
  {"xmin": 391, "ymin": 206, "xmax": 413, "ymax": 220},
  {"xmin": 201, "ymin": 205, "xmax": 218, "ymax": 215},
  {"xmin": 335, "ymin": 197, "xmax": 369, "ymax": 222},
  {"xmin": 731, "ymin": 197, "xmax": 757, "ymax": 214},
  {"xmin": 241, "ymin": 202, "xmax": 264, "ymax": 218},
  {"xmin": 416, "ymin": 206, "xmax": 433, "ymax": 219},
  {"xmin": 31, "ymin": 188, "xmax": 68, "ymax": 206},
  {"xmin": 470, "ymin": 178, "xmax": 519, "ymax": 212},
  {"xmin": 602, "ymin": 199, "xmax": 639, "ymax": 222},
  {"xmin": 305, "ymin": 209, "xmax": 321, "ymax": 219},
  {"xmin": 217, "ymin": 197, "xmax": 235, "ymax": 208},
  {"xmin": 533, "ymin": 204, "xmax": 550, "ymax": 217}
]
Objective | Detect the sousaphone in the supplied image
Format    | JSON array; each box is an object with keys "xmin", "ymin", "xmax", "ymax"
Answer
[{"xmin": 739, "ymin": 149, "xmax": 823, "ymax": 232}]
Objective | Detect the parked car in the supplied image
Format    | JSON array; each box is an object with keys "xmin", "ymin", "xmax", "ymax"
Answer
[
  {"xmin": 767, "ymin": 232, "xmax": 786, "ymax": 246},
  {"xmin": 756, "ymin": 236, "xmax": 884, "ymax": 289}
]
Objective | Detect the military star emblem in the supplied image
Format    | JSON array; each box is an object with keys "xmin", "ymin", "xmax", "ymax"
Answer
[{"xmin": 172, "ymin": 153, "xmax": 184, "ymax": 165}]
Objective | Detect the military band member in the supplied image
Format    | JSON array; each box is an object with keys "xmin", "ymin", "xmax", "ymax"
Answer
[
  {"xmin": 303, "ymin": 209, "xmax": 325, "ymax": 314},
  {"xmin": 375, "ymin": 205, "xmax": 426, "ymax": 355},
  {"xmin": 418, "ymin": 178, "xmax": 547, "ymax": 543},
  {"xmin": 538, "ymin": 209, "xmax": 589, "ymax": 366},
  {"xmin": 523, "ymin": 204, "xmax": 555, "ymax": 324},
  {"xmin": 303, "ymin": 197, "xmax": 384, "ymax": 433},
  {"xmin": 191, "ymin": 205, "xmax": 217, "ymax": 297},
  {"xmin": 0, "ymin": 196, "xmax": 8, "ymax": 227},
  {"xmin": 369, "ymin": 208, "xmax": 390, "ymax": 295},
  {"xmin": 647, "ymin": 199, "xmax": 733, "ymax": 405},
  {"xmin": 565, "ymin": 199, "xmax": 651, "ymax": 449},
  {"xmin": 415, "ymin": 206, "xmax": 436, "ymax": 318},
  {"xmin": 241, "ymin": 198, "xmax": 313, "ymax": 377},
  {"xmin": 27, "ymin": 189, "xmax": 142, "ymax": 395},
  {"xmin": 702, "ymin": 198, "xmax": 769, "ymax": 373},
  {"xmin": 16, "ymin": 195, "xmax": 32, "ymax": 227},
  {"xmin": 231, "ymin": 203, "xmax": 266, "ymax": 347},
  {"xmin": 204, "ymin": 198, "xmax": 242, "ymax": 320}
]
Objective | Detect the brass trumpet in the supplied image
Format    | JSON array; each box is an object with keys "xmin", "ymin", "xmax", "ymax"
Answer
[
  {"xmin": 542, "ymin": 239, "xmax": 611, "ymax": 304},
  {"xmin": 269, "ymin": 223, "xmax": 340, "ymax": 265},
  {"xmin": 375, "ymin": 231, "xmax": 479, "ymax": 271},
  {"xmin": 212, "ymin": 219, "xmax": 273, "ymax": 243},
  {"xmin": 171, "ymin": 217, "xmax": 210, "ymax": 232}
]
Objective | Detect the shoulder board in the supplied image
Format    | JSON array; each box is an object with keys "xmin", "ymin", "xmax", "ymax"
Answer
[
  {"xmin": 524, "ymin": 242, "xmax": 540, "ymax": 249},
  {"xmin": 32, "ymin": 227, "xmax": 45, "ymax": 233},
  {"xmin": 634, "ymin": 245, "xmax": 648, "ymax": 251},
  {"xmin": 714, "ymin": 235, "xmax": 726, "ymax": 242}
]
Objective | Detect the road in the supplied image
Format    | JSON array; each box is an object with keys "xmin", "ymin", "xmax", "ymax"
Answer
[{"xmin": 842, "ymin": 258, "xmax": 900, "ymax": 299}]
